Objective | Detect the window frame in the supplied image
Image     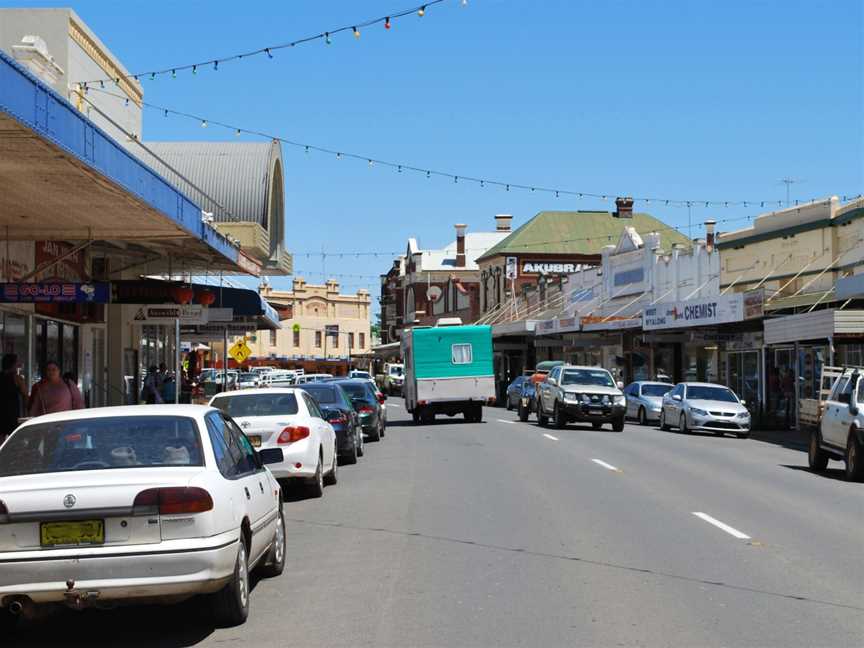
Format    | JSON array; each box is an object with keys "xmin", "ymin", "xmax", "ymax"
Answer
[{"xmin": 451, "ymin": 343, "xmax": 473, "ymax": 365}]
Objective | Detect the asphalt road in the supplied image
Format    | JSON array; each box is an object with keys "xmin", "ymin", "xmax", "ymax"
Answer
[{"xmin": 8, "ymin": 399, "xmax": 864, "ymax": 647}]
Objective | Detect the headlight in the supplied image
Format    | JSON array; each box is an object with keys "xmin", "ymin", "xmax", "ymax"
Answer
[
  {"xmin": 613, "ymin": 395, "xmax": 626, "ymax": 406},
  {"xmin": 564, "ymin": 393, "xmax": 580, "ymax": 402},
  {"xmin": 737, "ymin": 411, "xmax": 750, "ymax": 419},
  {"xmin": 690, "ymin": 407, "xmax": 709, "ymax": 416}
]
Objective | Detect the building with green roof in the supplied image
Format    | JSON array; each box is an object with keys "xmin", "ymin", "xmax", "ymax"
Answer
[{"xmin": 477, "ymin": 200, "xmax": 690, "ymax": 317}]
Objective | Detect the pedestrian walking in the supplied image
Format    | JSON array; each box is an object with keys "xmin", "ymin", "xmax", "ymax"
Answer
[
  {"xmin": 28, "ymin": 360, "xmax": 84, "ymax": 417},
  {"xmin": 0, "ymin": 353, "xmax": 27, "ymax": 444},
  {"xmin": 142, "ymin": 365, "xmax": 163, "ymax": 404}
]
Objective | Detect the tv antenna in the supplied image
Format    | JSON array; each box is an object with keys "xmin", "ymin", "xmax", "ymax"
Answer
[{"xmin": 779, "ymin": 177, "xmax": 805, "ymax": 207}]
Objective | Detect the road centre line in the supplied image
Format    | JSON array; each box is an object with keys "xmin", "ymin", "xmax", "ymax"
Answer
[
  {"xmin": 496, "ymin": 419, "xmax": 517, "ymax": 424},
  {"xmin": 591, "ymin": 459, "xmax": 621, "ymax": 472},
  {"xmin": 542, "ymin": 433, "xmax": 559, "ymax": 441},
  {"xmin": 692, "ymin": 512, "xmax": 751, "ymax": 539}
]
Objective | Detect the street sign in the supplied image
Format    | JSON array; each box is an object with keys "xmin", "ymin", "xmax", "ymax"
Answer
[
  {"xmin": 228, "ymin": 339, "xmax": 252, "ymax": 364},
  {"xmin": 132, "ymin": 304, "xmax": 209, "ymax": 324}
]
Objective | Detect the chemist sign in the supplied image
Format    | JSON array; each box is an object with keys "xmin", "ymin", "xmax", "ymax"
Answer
[{"xmin": 643, "ymin": 293, "xmax": 746, "ymax": 331}]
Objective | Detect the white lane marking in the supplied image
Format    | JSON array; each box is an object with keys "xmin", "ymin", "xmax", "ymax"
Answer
[
  {"xmin": 542, "ymin": 433, "xmax": 559, "ymax": 441},
  {"xmin": 692, "ymin": 512, "xmax": 751, "ymax": 539},
  {"xmin": 496, "ymin": 419, "xmax": 517, "ymax": 424},
  {"xmin": 591, "ymin": 458, "xmax": 621, "ymax": 472}
]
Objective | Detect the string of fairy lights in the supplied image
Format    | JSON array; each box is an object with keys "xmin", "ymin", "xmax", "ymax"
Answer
[
  {"xmin": 85, "ymin": 88, "xmax": 860, "ymax": 211},
  {"xmin": 76, "ymin": 0, "xmax": 456, "ymax": 86}
]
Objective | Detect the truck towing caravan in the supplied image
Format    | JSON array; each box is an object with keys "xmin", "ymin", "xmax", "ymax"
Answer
[{"xmin": 401, "ymin": 319, "xmax": 495, "ymax": 424}]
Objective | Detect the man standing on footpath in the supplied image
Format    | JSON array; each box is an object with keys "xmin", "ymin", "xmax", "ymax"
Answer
[{"xmin": 28, "ymin": 360, "xmax": 84, "ymax": 417}]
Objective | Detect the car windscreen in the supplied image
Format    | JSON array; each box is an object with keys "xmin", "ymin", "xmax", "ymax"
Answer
[
  {"xmin": 389, "ymin": 366, "xmax": 404, "ymax": 376},
  {"xmin": 686, "ymin": 386, "xmax": 738, "ymax": 402},
  {"xmin": 301, "ymin": 385, "xmax": 339, "ymax": 404},
  {"xmin": 211, "ymin": 393, "xmax": 299, "ymax": 417},
  {"xmin": 351, "ymin": 372, "xmax": 371, "ymax": 380},
  {"xmin": 0, "ymin": 416, "xmax": 204, "ymax": 477},
  {"xmin": 336, "ymin": 382, "xmax": 373, "ymax": 400},
  {"xmin": 641, "ymin": 384, "xmax": 672, "ymax": 397},
  {"xmin": 561, "ymin": 370, "xmax": 615, "ymax": 387}
]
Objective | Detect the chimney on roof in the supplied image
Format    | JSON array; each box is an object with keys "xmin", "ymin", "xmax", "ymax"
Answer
[
  {"xmin": 614, "ymin": 196, "xmax": 634, "ymax": 219},
  {"xmin": 455, "ymin": 224, "xmax": 467, "ymax": 268},
  {"xmin": 705, "ymin": 219, "xmax": 717, "ymax": 251},
  {"xmin": 494, "ymin": 214, "xmax": 513, "ymax": 232}
]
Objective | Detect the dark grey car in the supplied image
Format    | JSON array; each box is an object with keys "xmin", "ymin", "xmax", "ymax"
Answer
[{"xmin": 331, "ymin": 379, "xmax": 386, "ymax": 442}]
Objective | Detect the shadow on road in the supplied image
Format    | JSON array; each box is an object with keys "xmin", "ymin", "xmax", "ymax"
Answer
[
  {"xmin": 387, "ymin": 418, "xmax": 481, "ymax": 428},
  {"xmin": 780, "ymin": 464, "xmax": 848, "ymax": 481}
]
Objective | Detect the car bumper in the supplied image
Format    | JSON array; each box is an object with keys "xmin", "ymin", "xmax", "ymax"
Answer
[
  {"xmin": 689, "ymin": 415, "xmax": 750, "ymax": 432},
  {"xmin": 264, "ymin": 437, "xmax": 320, "ymax": 479},
  {"xmin": 562, "ymin": 402, "xmax": 626, "ymax": 422},
  {"xmin": 0, "ymin": 532, "xmax": 239, "ymax": 605}
]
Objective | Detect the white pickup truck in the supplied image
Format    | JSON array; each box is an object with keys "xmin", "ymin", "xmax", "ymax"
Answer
[{"xmin": 810, "ymin": 367, "xmax": 864, "ymax": 481}]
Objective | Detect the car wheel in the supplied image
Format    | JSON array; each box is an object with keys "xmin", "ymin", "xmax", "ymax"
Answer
[
  {"xmin": 506, "ymin": 395, "xmax": 513, "ymax": 411},
  {"xmin": 368, "ymin": 422, "xmax": 381, "ymax": 442},
  {"xmin": 612, "ymin": 415, "xmax": 625, "ymax": 432},
  {"xmin": 308, "ymin": 454, "xmax": 324, "ymax": 498},
  {"xmin": 212, "ymin": 538, "xmax": 250, "ymax": 626},
  {"xmin": 343, "ymin": 436, "xmax": 358, "ymax": 465},
  {"xmin": 475, "ymin": 405, "xmax": 483, "ymax": 423},
  {"xmin": 845, "ymin": 430, "xmax": 864, "ymax": 482},
  {"xmin": 518, "ymin": 403, "xmax": 529, "ymax": 422},
  {"xmin": 679, "ymin": 414, "xmax": 689, "ymax": 434},
  {"xmin": 591, "ymin": 421, "xmax": 603, "ymax": 430},
  {"xmin": 324, "ymin": 449, "xmax": 338, "ymax": 485},
  {"xmin": 412, "ymin": 409, "xmax": 421, "ymax": 425},
  {"xmin": 356, "ymin": 429, "xmax": 364, "ymax": 457},
  {"xmin": 380, "ymin": 420, "xmax": 385, "ymax": 438},
  {"xmin": 660, "ymin": 410, "xmax": 670, "ymax": 431},
  {"xmin": 638, "ymin": 407, "xmax": 647, "ymax": 426},
  {"xmin": 258, "ymin": 508, "xmax": 286, "ymax": 577},
  {"xmin": 808, "ymin": 430, "xmax": 829, "ymax": 471},
  {"xmin": 553, "ymin": 402, "xmax": 566, "ymax": 429}
]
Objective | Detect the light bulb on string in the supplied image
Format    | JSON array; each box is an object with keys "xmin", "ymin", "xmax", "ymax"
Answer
[
  {"xmin": 325, "ymin": 32, "xmax": 332, "ymax": 45},
  {"xmin": 213, "ymin": 60, "xmax": 219, "ymax": 71},
  {"xmin": 171, "ymin": 69, "xmax": 176, "ymax": 79},
  {"xmin": 305, "ymin": 146, "xmax": 309, "ymax": 154},
  {"xmin": 201, "ymin": 120, "xmax": 207, "ymax": 128},
  {"xmin": 461, "ymin": 0, "xmax": 468, "ymax": 6},
  {"xmin": 384, "ymin": 16, "xmax": 391, "ymax": 29},
  {"xmin": 418, "ymin": 5, "xmax": 426, "ymax": 16},
  {"xmin": 99, "ymin": 80, "xmax": 104, "ymax": 88},
  {"xmin": 192, "ymin": 65, "xmax": 197, "ymax": 75},
  {"xmin": 150, "ymin": 73, "xmax": 156, "ymax": 81},
  {"xmin": 265, "ymin": 48, "xmax": 273, "ymax": 58},
  {"xmin": 336, "ymin": 152, "xmax": 342, "ymax": 160},
  {"xmin": 235, "ymin": 129, "xmax": 241, "ymax": 137},
  {"xmin": 163, "ymin": 109, "xmax": 168, "ymax": 117},
  {"xmin": 353, "ymin": 26, "xmax": 360, "ymax": 38},
  {"xmin": 506, "ymin": 184, "xmax": 510, "ymax": 192},
  {"xmin": 426, "ymin": 171, "xmax": 431, "ymax": 179},
  {"xmin": 397, "ymin": 165, "xmax": 402, "ymax": 173},
  {"xmin": 368, "ymin": 159, "xmax": 373, "ymax": 167}
]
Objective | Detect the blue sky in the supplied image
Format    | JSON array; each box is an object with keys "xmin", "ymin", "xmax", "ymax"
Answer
[{"xmin": 5, "ymin": 0, "xmax": 862, "ymax": 302}]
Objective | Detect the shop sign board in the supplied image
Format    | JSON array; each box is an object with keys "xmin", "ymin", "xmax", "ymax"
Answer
[
  {"xmin": 521, "ymin": 260, "xmax": 582, "ymax": 276},
  {"xmin": 0, "ymin": 241, "xmax": 34, "ymax": 282},
  {"xmin": 610, "ymin": 250, "xmax": 646, "ymax": 297},
  {"xmin": 181, "ymin": 323, "xmax": 250, "ymax": 337},
  {"xmin": 132, "ymin": 305, "xmax": 209, "ymax": 325},
  {"xmin": 0, "ymin": 282, "xmax": 109, "ymax": 303},
  {"xmin": 643, "ymin": 293, "xmax": 749, "ymax": 331},
  {"xmin": 743, "ymin": 289, "xmax": 764, "ymax": 319},
  {"xmin": 535, "ymin": 319, "xmax": 557, "ymax": 334},
  {"xmin": 582, "ymin": 316, "xmax": 642, "ymax": 332}
]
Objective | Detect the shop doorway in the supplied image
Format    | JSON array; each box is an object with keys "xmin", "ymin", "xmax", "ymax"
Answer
[
  {"xmin": 727, "ymin": 351, "xmax": 760, "ymax": 416},
  {"xmin": 766, "ymin": 347, "xmax": 795, "ymax": 429}
]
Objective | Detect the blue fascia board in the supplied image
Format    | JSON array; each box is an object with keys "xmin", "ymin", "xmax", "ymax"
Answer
[{"xmin": 0, "ymin": 50, "xmax": 239, "ymax": 266}]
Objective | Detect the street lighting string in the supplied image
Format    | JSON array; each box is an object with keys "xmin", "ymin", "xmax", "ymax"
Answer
[
  {"xmin": 75, "ymin": 0, "xmax": 453, "ymax": 86},
  {"xmin": 85, "ymin": 87, "xmax": 861, "ymax": 211}
]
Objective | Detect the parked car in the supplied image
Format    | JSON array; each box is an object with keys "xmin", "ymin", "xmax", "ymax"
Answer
[
  {"xmin": 382, "ymin": 363, "xmax": 404, "ymax": 396},
  {"xmin": 210, "ymin": 389, "xmax": 338, "ymax": 496},
  {"xmin": 624, "ymin": 381, "xmax": 674, "ymax": 425},
  {"xmin": 237, "ymin": 372, "xmax": 261, "ymax": 389},
  {"xmin": 331, "ymin": 379, "xmax": 386, "ymax": 441},
  {"xmin": 0, "ymin": 405, "xmax": 285, "ymax": 628},
  {"xmin": 505, "ymin": 375, "xmax": 529, "ymax": 410},
  {"xmin": 811, "ymin": 368, "xmax": 864, "ymax": 481},
  {"xmin": 298, "ymin": 382, "xmax": 364, "ymax": 464},
  {"xmin": 659, "ymin": 382, "xmax": 751, "ymax": 438},
  {"xmin": 258, "ymin": 370, "xmax": 297, "ymax": 388},
  {"xmin": 517, "ymin": 361, "xmax": 565, "ymax": 422},
  {"xmin": 296, "ymin": 373, "xmax": 333, "ymax": 384},
  {"xmin": 348, "ymin": 370, "xmax": 372, "ymax": 380},
  {"xmin": 536, "ymin": 365, "xmax": 626, "ymax": 431}
]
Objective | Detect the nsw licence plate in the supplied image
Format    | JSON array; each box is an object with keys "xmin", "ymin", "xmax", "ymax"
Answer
[
  {"xmin": 40, "ymin": 520, "xmax": 104, "ymax": 547},
  {"xmin": 248, "ymin": 435, "xmax": 262, "ymax": 448}
]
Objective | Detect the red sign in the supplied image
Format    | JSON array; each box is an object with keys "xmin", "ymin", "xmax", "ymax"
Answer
[{"xmin": 35, "ymin": 241, "xmax": 88, "ymax": 282}]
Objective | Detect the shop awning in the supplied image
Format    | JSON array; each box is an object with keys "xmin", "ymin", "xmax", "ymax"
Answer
[
  {"xmin": 0, "ymin": 50, "xmax": 259, "ymax": 277},
  {"xmin": 764, "ymin": 309, "xmax": 864, "ymax": 345},
  {"xmin": 836, "ymin": 274, "xmax": 864, "ymax": 301}
]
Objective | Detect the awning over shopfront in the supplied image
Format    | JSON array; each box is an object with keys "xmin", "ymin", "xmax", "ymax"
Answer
[
  {"xmin": 111, "ymin": 280, "xmax": 281, "ymax": 331},
  {"xmin": 764, "ymin": 309, "xmax": 864, "ymax": 345},
  {"xmin": 0, "ymin": 50, "xmax": 258, "ymax": 276},
  {"xmin": 836, "ymin": 274, "xmax": 864, "ymax": 301}
]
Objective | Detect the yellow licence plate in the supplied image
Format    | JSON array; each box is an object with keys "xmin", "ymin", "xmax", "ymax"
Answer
[
  {"xmin": 40, "ymin": 520, "xmax": 104, "ymax": 547},
  {"xmin": 248, "ymin": 435, "xmax": 261, "ymax": 448}
]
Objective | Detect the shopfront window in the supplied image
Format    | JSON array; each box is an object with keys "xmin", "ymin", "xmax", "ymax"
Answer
[
  {"xmin": 31, "ymin": 318, "xmax": 79, "ymax": 385},
  {"xmin": 0, "ymin": 311, "xmax": 29, "ymax": 381},
  {"xmin": 726, "ymin": 351, "xmax": 760, "ymax": 413},
  {"xmin": 684, "ymin": 344, "xmax": 718, "ymax": 383},
  {"xmin": 767, "ymin": 348, "xmax": 795, "ymax": 429}
]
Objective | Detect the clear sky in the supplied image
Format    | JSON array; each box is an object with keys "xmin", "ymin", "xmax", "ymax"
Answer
[{"xmin": 4, "ymin": 0, "xmax": 862, "ymax": 304}]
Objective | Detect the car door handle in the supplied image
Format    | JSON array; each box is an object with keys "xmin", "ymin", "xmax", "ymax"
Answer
[
  {"xmin": 259, "ymin": 482, "xmax": 265, "ymax": 493},
  {"xmin": 244, "ymin": 487, "xmax": 251, "ymax": 500}
]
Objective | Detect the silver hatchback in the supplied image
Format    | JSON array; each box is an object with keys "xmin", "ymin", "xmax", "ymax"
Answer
[
  {"xmin": 624, "ymin": 381, "xmax": 673, "ymax": 424},
  {"xmin": 659, "ymin": 382, "xmax": 751, "ymax": 438}
]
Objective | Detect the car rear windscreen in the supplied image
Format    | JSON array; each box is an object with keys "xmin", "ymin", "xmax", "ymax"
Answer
[
  {"xmin": 0, "ymin": 416, "xmax": 204, "ymax": 477},
  {"xmin": 642, "ymin": 384, "xmax": 672, "ymax": 397},
  {"xmin": 212, "ymin": 393, "xmax": 299, "ymax": 417},
  {"xmin": 301, "ymin": 385, "xmax": 338, "ymax": 404},
  {"xmin": 336, "ymin": 382, "xmax": 372, "ymax": 400}
]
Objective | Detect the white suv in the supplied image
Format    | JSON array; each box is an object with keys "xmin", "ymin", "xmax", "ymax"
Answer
[{"xmin": 811, "ymin": 368, "xmax": 864, "ymax": 481}]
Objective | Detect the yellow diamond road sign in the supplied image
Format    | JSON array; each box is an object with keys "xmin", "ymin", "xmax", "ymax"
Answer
[{"xmin": 228, "ymin": 339, "xmax": 252, "ymax": 364}]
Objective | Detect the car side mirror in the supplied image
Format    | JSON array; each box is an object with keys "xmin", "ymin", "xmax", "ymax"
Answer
[
  {"xmin": 259, "ymin": 448, "xmax": 284, "ymax": 466},
  {"xmin": 617, "ymin": 381, "xmax": 624, "ymax": 390},
  {"xmin": 672, "ymin": 394, "xmax": 682, "ymax": 401},
  {"xmin": 547, "ymin": 378, "xmax": 556, "ymax": 386},
  {"xmin": 740, "ymin": 400, "xmax": 746, "ymax": 406}
]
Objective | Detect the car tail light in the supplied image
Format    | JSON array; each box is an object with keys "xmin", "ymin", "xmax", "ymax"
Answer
[
  {"xmin": 377, "ymin": 394, "xmax": 386, "ymax": 404},
  {"xmin": 358, "ymin": 405, "xmax": 374, "ymax": 414},
  {"xmin": 277, "ymin": 426, "xmax": 310, "ymax": 444},
  {"xmin": 325, "ymin": 411, "xmax": 348, "ymax": 425},
  {"xmin": 133, "ymin": 487, "xmax": 213, "ymax": 514}
]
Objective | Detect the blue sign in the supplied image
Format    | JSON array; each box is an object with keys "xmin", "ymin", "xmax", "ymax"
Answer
[{"xmin": 0, "ymin": 282, "xmax": 110, "ymax": 303}]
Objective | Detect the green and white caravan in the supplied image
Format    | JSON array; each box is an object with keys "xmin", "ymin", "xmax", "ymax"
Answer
[{"xmin": 402, "ymin": 320, "xmax": 495, "ymax": 424}]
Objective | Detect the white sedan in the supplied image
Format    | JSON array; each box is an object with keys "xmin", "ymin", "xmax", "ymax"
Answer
[
  {"xmin": 210, "ymin": 388, "xmax": 337, "ymax": 497},
  {"xmin": 0, "ymin": 405, "xmax": 285, "ymax": 628}
]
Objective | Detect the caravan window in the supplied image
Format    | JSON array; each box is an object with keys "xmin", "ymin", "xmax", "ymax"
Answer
[{"xmin": 452, "ymin": 343, "xmax": 473, "ymax": 365}]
